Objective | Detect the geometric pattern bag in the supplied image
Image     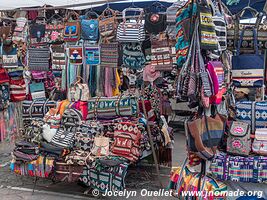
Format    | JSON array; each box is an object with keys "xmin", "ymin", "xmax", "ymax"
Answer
[
  {"xmin": 198, "ymin": 1, "xmax": 218, "ymax": 50},
  {"xmin": 0, "ymin": 84, "xmax": 9, "ymax": 111},
  {"xmin": 252, "ymin": 128, "xmax": 267, "ymax": 156},
  {"xmin": 61, "ymin": 108, "xmax": 82, "ymax": 132},
  {"xmin": 227, "ymin": 121, "xmax": 251, "ymax": 156},
  {"xmin": 232, "ymin": 28, "xmax": 264, "ymax": 87},
  {"xmin": 100, "ymin": 42, "xmax": 119, "ymax": 68},
  {"xmin": 151, "ymin": 38, "xmax": 172, "ymax": 71},
  {"xmin": 87, "ymin": 96, "xmax": 138, "ymax": 119},
  {"xmin": 236, "ymin": 101, "xmax": 267, "ymax": 134},
  {"xmin": 80, "ymin": 160, "xmax": 128, "ymax": 192},
  {"xmin": 112, "ymin": 122, "xmax": 141, "ymax": 162},
  {"xmin": 2, "ymin": 47, "xmax": 18, "ymax": 69},
  {"xmin": 210, "ymin": 152, "xmax": 267, "ymax": 183},
  {"xmin": 98, "ymin": 7, "xmax": 117, "ymax": 42},
  {"xmin": 122, "ymin": 43, "xmax": 146, "ymax": 70},
  {"xmin": 28, "ymin": 46, "xmax": 50, "ymax": 71}
]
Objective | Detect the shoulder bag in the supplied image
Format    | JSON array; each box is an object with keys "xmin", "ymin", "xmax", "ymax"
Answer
[
  {"xmin": 232, "ymin": 28, "xmax": 264, "ymax": 87},
  {"xmin": 117, "ymin": 8, "xmax": 145, "ymax": 43},
  {"xmin": 28, "ymin": 46, "xmax": 50, "ymax": 71},
  {"xmin": 80, "ymin": 11, "xmax": 99, "ymax": 41},
  {"xmin": 122, "ymin": 43, "xmax": 145, "ymax": 69},
  {"xmin": 227, "ymin": 121, "xmax": 251, "ymax": 156},
  {"xmin": 144, "ymin": 11, "xmax": 166, "ymax": 34},
  {"xmin": 29, "ymin": 17, "xmax": 46, "ymax": 44},
  {"xmin": 63, "ymin": 11, "xmax": 81, "ymax": 42},
  {"xmin": 98, "ymin": 7, "xmax": 117, "ymax": 42}
]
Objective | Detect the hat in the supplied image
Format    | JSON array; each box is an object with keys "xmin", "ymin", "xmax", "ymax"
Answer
[
  {"xmin": 235, "ymin": 88, "xmax": 250, "ymax": 95},
  {"xmin": 143, "ymin": 64, "xmax": 161, "ymax": 82}
]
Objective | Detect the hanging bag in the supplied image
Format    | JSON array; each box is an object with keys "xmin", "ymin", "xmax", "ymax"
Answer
[
  {"xmin": 12, "ymin": 17, "xmax": 28, "ymax": 43},
  {"xmin": 117, "ymin": 8, "xmax": 145, "ymax": 43},
  {"xmin": 232, "ymin": 28, "xmax": 264, "ymax": 87},
  {"xmin": 2, "ymin": 46, "xmax": 18, "ymax": 69},
  {"xmin": 51, "ymin": 45, "xmax": 66, "ymax": 70},
  {"xmin": 144, "ymin": 4, "xmax": 167, "ymax": 34},
  {"xmin": 28, "ymin": 46, "xmax": 50, "ymax": 71},
  {"xmin": 80, "ymin": 11, "xmax": 99, "ymax": 41},
  {"xmin": 63, "ymin": 11, "xmax": 81, "ymax": 42},
  {"xmin": 98, "ymin": 7, "xmax": 117, "ymax": 42},
  {"xmin": 68, "ymin": 45, "xmax": 83, "ymax": 65},
  {"xmin": 198, "ymin": 0, "xmax": 218, "ymax": 50},
  {"xmin": 85, "ymin": 45, "xmax": 100, "ymax": 65},
  {"xmin": 100, "ymin": 42, "xmax": 119, "ymax": 67},
  {"xmin": 122, "ymin": 43, "xmax": 145, "ymax": 69},
  {"xmin": 29, "ymin": 17, "xmax": 46, "ymax": 44},
  {"xmin": 45, "ymin": 13, "xmax": 64, "ymax": 43}
]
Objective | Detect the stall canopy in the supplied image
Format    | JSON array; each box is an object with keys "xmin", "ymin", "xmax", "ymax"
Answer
[{"xmin": 0, "ymin": 0, "xmax": 265, "ymax": 15}]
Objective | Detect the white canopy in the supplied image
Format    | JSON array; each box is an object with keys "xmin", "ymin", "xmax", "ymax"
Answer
[{"xmin": 0, "ymin": 0, "xmax": 178, "ymax": 10}]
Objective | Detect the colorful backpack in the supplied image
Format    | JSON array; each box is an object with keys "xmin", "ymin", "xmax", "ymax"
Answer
[
  {"xmin": 227, "ymin": 121, "xmax": 251, "ymax": 156},
  {"xmin": 63, "ymin": 11, "xmax": 80, "ymax": 42}
]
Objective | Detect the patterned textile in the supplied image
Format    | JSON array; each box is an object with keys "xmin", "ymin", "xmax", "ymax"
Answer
[
  {"xmin": 61, "ymin": 108, "xmax": 82, "ymax": 132},
  {"xmin": 236, "ymin": 101, "xmax": 267, "ymax": 133},
  {"xmin": 175, "ymin": 0, "xmax": 197, "ymax": 68},
  {"xmin": 210, "ymin": 152, "xmax": 267, "ymax": 183},
  {"xmin": 28, "ymin": 47, "xmax": 50, "ymax": 71},
  {"xmin": 22, "ymin": 100, "xmax": 57, "ymax": 118},
  {"xmin": 10, "ymin": 156, "xmax": 54, "ymax": 178},
  {"xmin": 112, "ymin": 122, "xmax": 142, "ymax": 162},
  {"xmin": 100, "ymin": 42, "xmax": 119, "ymax": 68},
  {"xmin": 87, "ymin": 96, "xmax": 138, "ymax": 119},
  {"xmin": 80, "ymin": 159, "xmax": 128, "ymax": 192},
  {"xmin": 51, "ymin": 128, "xmax": 75, "ymax": 148}
]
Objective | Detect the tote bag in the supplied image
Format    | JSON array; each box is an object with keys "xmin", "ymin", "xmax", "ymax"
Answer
[{"xmin": 232, "ymin": 28, "xmax": 264, "ymax": 87}]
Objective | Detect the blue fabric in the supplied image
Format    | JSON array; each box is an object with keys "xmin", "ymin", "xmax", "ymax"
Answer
[{"xmin": 81, "ymin": 19, "xmax": 99, "ymax": 41}]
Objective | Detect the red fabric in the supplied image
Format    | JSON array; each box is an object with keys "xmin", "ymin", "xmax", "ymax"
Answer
[
  {"xmin": 206, "ymin": 61, "xmax": 219, "ymax": 95},
  {"xmin": 0, "ymin": 68, "xmax": 9, "ymax": 84}
]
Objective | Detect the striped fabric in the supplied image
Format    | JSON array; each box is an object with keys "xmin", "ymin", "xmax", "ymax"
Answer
[
  {"xmin": 51, "ymin": 129, "xmax": 75, "ymax": 148},
  {"xmin": 2, "ymin": 47, "xmax": 18, "ymax": 69},
  {"xmin": 100, "ymin": 42, "xmax": 119, "ymax": 67},
  {"xmin": 175, "ymin": 1, "xmax": 197, "ymax": 68},
  {"xmin": 198, "ymin": 4, "xmax": 218, "ymax": 50},
  {"xmin": 117, "ymin": 22, "xmax": 145, "ymax": 43},
  {"xmin": 51, "ymin": 45, "xmax": 66, "ymax": 70},
  {"xmin": 9, "ymin": 78, "xmax": 26, "ymax": 102},
  {"xmin": 166, "ymin": 2, "xmax": 186, "ymax": 23},
  {"xmin": 210, "ymin": 152, "xmax": 267, "ymax": 183},
  {"xmin": 28, "ymin": 47, "xmax": 50, "ymax": 71}
]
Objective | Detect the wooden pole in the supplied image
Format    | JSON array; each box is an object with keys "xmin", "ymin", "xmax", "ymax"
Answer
[{"xmin": 141, "ymin": 84, "xmax": 163, "ymax": 188}]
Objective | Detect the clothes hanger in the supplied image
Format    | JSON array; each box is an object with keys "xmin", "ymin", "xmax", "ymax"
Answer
[{"xmin": 47, "ymin": 10, "xmax": 63, "ymax": 23}]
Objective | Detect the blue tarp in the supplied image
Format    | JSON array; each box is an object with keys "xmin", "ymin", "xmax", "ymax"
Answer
[{"xmin": 92, "ymin": 0, "xmax": 266, "ymax": 16}]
